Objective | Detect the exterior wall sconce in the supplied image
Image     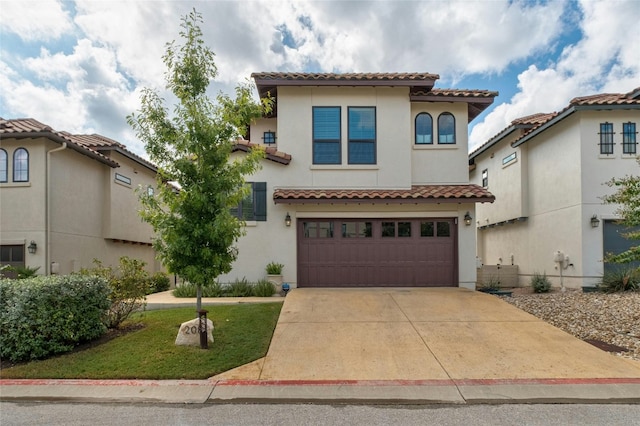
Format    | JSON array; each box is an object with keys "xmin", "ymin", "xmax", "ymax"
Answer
[
  {"xmin": 590, "ymin": 215, "xmax": 600, "ymax": 228},
  {"xmin": 285, "ymin": 212, "xmax": 292, "ymax": 227},
  {"xmin": 28, "ymin": 240, "xmax": 37, "ymax": 254},
  {"xmin": 464, "ymin": 212, "xmax": 472, "ymax": 226}
]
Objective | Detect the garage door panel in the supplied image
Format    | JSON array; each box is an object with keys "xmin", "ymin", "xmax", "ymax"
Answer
[{"xmin": 298, "ymin": 218, "xmax": 457, "ymax": 287}]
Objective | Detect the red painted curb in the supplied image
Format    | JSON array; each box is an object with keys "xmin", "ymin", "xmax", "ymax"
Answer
[{"xmin": 2, "ymin": 377, "xmax": 639, "ymax": 387}]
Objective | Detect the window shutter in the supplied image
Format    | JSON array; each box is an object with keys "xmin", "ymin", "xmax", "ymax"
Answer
[{"xmin": 254, "ymin": 182, "xmax": 267, "ymax": 221}]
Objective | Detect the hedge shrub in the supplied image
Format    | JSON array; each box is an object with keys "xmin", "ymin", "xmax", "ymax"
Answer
[{"xmin": 0, "ymin": 275, "xmax": 110, "ymax": 363}]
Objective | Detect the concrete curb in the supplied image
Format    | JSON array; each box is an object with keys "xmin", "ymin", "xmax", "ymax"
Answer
[{"xmin": 2, "ymin": 378, "xmax": 639, "ymax": 405}]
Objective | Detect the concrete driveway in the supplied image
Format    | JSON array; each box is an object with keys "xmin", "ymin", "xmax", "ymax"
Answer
[{"xmin": 215, "ymin": 288, "xmax": 640, "ymax": 381}]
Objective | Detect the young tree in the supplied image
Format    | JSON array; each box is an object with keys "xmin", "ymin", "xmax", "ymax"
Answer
[
  {"xmin": 602, "ymin": 164, "xmax": 640, "ymax": 264},
  {"xmin": 128, "ymin": 9, "xmax": 269, "ymax": 311}
]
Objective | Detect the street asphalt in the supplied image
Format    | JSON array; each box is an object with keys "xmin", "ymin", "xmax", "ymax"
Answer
[{"xmin": 1, "ymin": 288, "xmax": 639, "ymax": 405}]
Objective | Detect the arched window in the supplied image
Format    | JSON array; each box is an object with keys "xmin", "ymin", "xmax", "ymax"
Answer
[
  {"xmin": 438, "ymin": 113, "xmax": 456, "ymax": 144},
  {"xmin": 0, "ymin": 149, "xmax": 7, "ymax": 182},
  {"xmin": 13, "ymin": 148, "xmax": 29, "ymax": 182},
  {"xmin": 415, "ymin": 113, "xmax": 433, "ymax": 144}
]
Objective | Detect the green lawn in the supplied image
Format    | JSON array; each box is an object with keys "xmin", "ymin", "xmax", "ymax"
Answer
[{"xmin": 1, "ymin": 303, "xmax": 282, "ymax": 380}]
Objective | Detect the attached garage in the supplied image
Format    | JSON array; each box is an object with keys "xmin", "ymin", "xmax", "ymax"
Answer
[{"xmin": 298, "ymin": 218, "xmax": 457, "ymax": 287}]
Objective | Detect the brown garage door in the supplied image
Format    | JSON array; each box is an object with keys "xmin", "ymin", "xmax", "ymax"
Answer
[{"xmin": 297, "ymin": 218, "xmax": 457, "ymax": 287}]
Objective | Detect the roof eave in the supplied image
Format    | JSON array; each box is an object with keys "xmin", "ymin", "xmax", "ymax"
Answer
[
  {"xmin": 274, "ymin": 196, "xmax": 495, "ymax": 205},
  {"xmin": 93, "ymin": 146, "xmax": 157, "ymax": 172}
]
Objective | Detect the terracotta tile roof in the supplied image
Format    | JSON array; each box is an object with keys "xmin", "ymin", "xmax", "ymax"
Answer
[
  {"xmin": 0, "ymin": 117, "xmax": 119, "ymax": 167},
  {"xmin": 273, "ymin": 184, "xmax": 494, "ymax": 204},
  {"xmin": 252, "ymin": 72, "xmax": 440, "ymax": 83},
  {"xmin": 233, "ymin": 139, "xmax": 291, "ymax": 165},
  {"xmin": 412, "ymin": 88, "xmax": 498, "ymax": 98},
  {"xmin": 510, "ymin": 112, "xmax": 557, "ymax": 125},
  {"xmin": 62, "ymin": 132, "xmax": 156, "ymax": 172},
  {"xmin": 569, "ymin": 88, "xmax": 640, "ymax": 106}
]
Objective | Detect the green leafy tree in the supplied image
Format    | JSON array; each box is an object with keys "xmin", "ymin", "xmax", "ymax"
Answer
[
  {"xmin": 602, "ymin": 164, "xmax": 640, "ymax": 264},
  {"xmin": 127, "ymin": 9, "xmax": 269, "ymax": 311}
]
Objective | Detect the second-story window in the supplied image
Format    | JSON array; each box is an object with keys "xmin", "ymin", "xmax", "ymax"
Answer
[
  {"xmin": 313, "ymin": 106, "xmax": 341, "ymax": 164},
  {"xmin": 599, "ymin": 122, "xmax": 614, "ymax": 155},
  {"xmin": 13, "ymin": 148, "xmax": 29, "ymax": 182},
  {"xmin": 348, "ymin": 107, "xmax": 376, "ymax": 164},
  {"xmin": 263, "ymin": 131, "xmax": 276, "ymax": 145},
  {"xmin": 623, "ymin": 122, "xmax": 637, "ymax": 155},
  {"xmin": 0, "ymin": 149, "xmax": 7, "ymax": 183},
  {"xmin": 415, "ymin": 113, "xmax": 433, "ymax": 144},
  {"xmin": 438, "ymin": 113, "xmax": 456, "ymax": 144},
  {"xmin": 230, "ymin": 182, "xmax": 267, "ymax": 221},
  {"xmin": 482, "ymin": 169, "xmax": 488, "ymax": 188}
]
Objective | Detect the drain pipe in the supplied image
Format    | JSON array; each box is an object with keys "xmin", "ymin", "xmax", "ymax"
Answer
[
  {"xmin": 46, "ymin": 143, "xmax": 67, "ymax": 275},
  {"xmin": 554, "ymin": 251, "xmax": 569, "ymax": 293}
]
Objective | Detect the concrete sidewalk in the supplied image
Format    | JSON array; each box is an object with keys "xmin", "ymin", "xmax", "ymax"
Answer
[{"xmin": 2, "ymin": 288, "xmax": 640, "ymax": 404}]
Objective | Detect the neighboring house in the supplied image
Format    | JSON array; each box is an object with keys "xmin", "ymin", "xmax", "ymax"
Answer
[
  {"xmin": 220, "ymin": 72, "xmax": 497, "ymax": 289},
  {"xmin": 0, "ymin": 118, "xmax": 162, "ymax": 276},
  {"xmin": 469, "ymin": 88, "xmax": 640, "ymax": 289}
]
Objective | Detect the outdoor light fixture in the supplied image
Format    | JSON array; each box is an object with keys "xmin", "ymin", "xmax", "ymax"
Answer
[
  {"xmin": 27, "ymin": 240, "xmax": 37, "ymax": 254},
  {"xmin": 464, "ymin": 212, "xmax": 472, "ymax": 226},
  {"xmin": 590, "ymin": 215, "xmax": 600, "ymax": 228},
  {"xmin": 285, "ymin": 212, "xmax": 292, "ymax": 227}
]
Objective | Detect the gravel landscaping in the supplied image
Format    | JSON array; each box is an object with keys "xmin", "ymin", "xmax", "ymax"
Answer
[{"xmin": 502, "ymin": 289, "xmax": 640, "ymax": 362}]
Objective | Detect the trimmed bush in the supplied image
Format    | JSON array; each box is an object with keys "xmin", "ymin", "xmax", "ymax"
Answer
[
  {"xmin": 148, "ymin": 272, "xmax": 171, "ymax": 294},
  {"xmin": 599, "ymin": 267, "xmax": 640, "ymax": 293},
  {"xmin": 0, "ymin": 275, "xmax": 110, "ymax": 363},
  {"xmin": 253, "ymin": 279, "xmax": 276, "ymax": 297},
  {"xmin": 78, "ymin": 257, "xmax": 150, "ymax": 329},
  {"xmin": 531, "ymin": 272, "xmax": 552, "ymax": 293}
]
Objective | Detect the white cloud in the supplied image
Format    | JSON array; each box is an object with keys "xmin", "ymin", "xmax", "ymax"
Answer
[
  {"xmin": 0, "ymin": 0, "xmax": 73, "ymax": 41},
  {"xmin": 469, "ymin": 0, "xmax": 640, "ymax": 151}
]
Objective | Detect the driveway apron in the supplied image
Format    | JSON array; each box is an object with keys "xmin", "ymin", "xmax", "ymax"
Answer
[{"xmin": 257, "ymin": 288, "xmax": 640, "ymax": 381}]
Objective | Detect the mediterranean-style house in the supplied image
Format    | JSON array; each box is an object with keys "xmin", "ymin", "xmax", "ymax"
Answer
[
  {"xmin": 0, "ymin": 118, "xmax": 161, "ymax": 276},
  {"xmin": 469, "ymin": 88, "xmax": 640, "ymax": 289},
  {"xmin": 219, "ymin": 72, "xmax": 497, "ymax": 289}
]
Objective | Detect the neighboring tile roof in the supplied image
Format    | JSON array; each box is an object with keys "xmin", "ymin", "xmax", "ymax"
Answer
[
  {"xmin": 470, "ymin": 87, "xmax": 640, "ymax": 160},
  {"xmin": 62, "ymin": 132, "xmax": 156, "ymax": 172},
  {"xmin": 232, "ymin": 139, "xmax": 291, "ymax": 165},
  {"xmin": 412, "ymin": 88, "xmax": 498, "ymax": 99},
  {"xmin": 273, "ymin": 184, "xmax": 494, "ymax": 204},
  {"xmin": 0, "ymin": 117, "xmax": 119, "ymax": 167}
]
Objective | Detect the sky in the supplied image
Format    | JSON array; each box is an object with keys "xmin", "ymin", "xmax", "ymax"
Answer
[{"xmin": 1, "ymin": 0, "xmax": 639, "ymax": 157}]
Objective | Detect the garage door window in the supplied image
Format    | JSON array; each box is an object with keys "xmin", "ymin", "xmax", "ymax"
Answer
[
  {"xmin": 381, "ymin": 222, "xmax": 395, "ymax": 237},
  {"xmin": 398, "ymin": 222, "xmax": 411, "ymax": 237},
  {"xmin": 421, "ymin": 222, "xmax": 434, "ymax": 237},
  {"xmin": 437, "ymin": 222, "xmax": 451, "ymax": 237},
  {"xmin": 304, "ymin": 221, "xmax": 334, "ymax": 238},
  {"xmin": 342, "ymin": 221, "xmax": 372, "ymax": 238}
]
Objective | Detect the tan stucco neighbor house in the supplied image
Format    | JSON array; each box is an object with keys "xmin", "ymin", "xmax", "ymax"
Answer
[
  {"xmin": 469, "ymin": 88, "xmax": 640, "ymax": 289},
  {"xmin": 219, "ymin": 72, "xmax": 497, "ymax": 289},
  {"xmin": 0, "ymin": 118, "xmax": 161, "ymax": 276}
]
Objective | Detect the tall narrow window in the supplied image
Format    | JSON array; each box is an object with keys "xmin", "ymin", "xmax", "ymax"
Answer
[
  {"xmin": 313, "ymin": 107, "xmax": 341, "ymax": 164},
  {"xmin": 13, "ymin": 148, "xmax": 29, "ymax": 182},
  {"xmin": 599, "ymin": 122, "xmax": 614, "ymax": 155},
  {"xmin": 623, "ymin": 122, "xmax": 637, "ymax": 154},
  {"xmin": 482, "ymin": 169, "xmax": 488, "ymax": 188},
  {"xmin": 438, "ymin": 113, "xmax": 456, "ymax": 144},
  {"xmin": 348, "ymin": 107, "xmax": 376, "ymax": 164},
  {"xmin": 0, "ymin": 149, "xmax": 7, "ymax": 183},
  {"xmin": 415, "ymin": 113, "xmax": 433, "ymax": 144}
]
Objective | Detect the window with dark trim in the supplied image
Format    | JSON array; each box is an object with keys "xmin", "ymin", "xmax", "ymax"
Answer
[
  {"xmin": 482, "ymin": 169, "xmax": 488, "ymax": 188},
  {"xmin": 348, "ymin": 106, "xmax": 376, "ymax": 164},
  {"xmin": 13, "ymin": 148, "xmax": 29, "ymax": 182},
  {"xmin": 502, "ymin": 152, "xmax": 517, "ymax": 165},
  {"xmin": 599, "ymin": 122, "xmax": 614, "ymax": 155},
  {"xmin": 115, "ymin": 172, "xmax": 131, "ymax": 185},
  {"xmin": 0, "ymin": 149, "xmax": 7, "ymax": 183},
  {"xmin": 230, "ymin": 182, "xmax": 267, "ymax": 221},
  {"xmin": 623, "ymin": 122, "xmax": 637, "ymax": 154},
  {"xmin": 263, "ymin": 131, "xmax": 276, "ymax": 144},
  {"xmin": 438, "ymin": 113, "xmax": 456, "ymax": 144},
  {"xmin": 415, "ymin": 113, "xmax": 433, "ymax": 144},
  {"xmin": 313, "ymin": 106, "xmax": 341, "ymax": 164}
]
